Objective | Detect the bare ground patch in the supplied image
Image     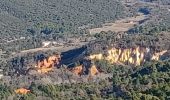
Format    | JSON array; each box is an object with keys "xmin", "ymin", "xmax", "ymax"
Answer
[{"xmin": 89, "ymin": 14, "xmax": 147, "ymax": 34}]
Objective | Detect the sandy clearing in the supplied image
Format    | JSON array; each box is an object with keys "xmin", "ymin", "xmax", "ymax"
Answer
[{"xmin": 89, "ymin": 14, "xmax": 147, "ymax": 34}]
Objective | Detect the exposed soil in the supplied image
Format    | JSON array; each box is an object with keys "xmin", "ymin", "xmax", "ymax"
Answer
[{"xmin": 89, "ymin": 14, "xmax": 147, "ymax": 34}]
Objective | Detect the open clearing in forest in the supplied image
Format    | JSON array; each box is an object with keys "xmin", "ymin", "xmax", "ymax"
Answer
[{"xmin": 89, "ymin": 14, "xmax": 147, "ymax": 34}]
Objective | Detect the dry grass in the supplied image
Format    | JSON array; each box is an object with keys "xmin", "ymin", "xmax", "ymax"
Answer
[{"xmin": 89, "ymin": 14, "xmax": 147, "ymax": 34}]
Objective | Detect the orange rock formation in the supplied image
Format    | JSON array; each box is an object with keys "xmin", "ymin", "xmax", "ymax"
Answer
[
  {"xmin": 71, "ymin": 65, "xmax": 83, "ymax": 75},
  {"xmin": 36, "ymin": 54, "xmax": 61, "ymax": 73},
  {"xmin": 15, "ymin": 88, "xmax": 30, "ymax": 94},
  {"xmin": 89, "ymin": 65, "xmax": 99, "ymax": 76}
]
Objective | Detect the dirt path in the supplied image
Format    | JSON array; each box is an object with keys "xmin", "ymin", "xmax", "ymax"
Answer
[
  {"xmin": 21, "ymin": 42, "xmax": 88, "ymax": 53},
  {"xmin": 10, "ymin": 42, "xmax": 88, "ymax": 59}
]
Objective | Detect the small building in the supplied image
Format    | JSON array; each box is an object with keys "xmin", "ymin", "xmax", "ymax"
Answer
[
  {"xmin": 168, "ymin": 9, "xmax": 170, "ymax": 12},
  {"xmin": 42, "ymin": 41, "xmax": 51, "ymax": 47},
  {"xmin": 0, "ymin": 69, "xmax": 3, "ymax": 79}
]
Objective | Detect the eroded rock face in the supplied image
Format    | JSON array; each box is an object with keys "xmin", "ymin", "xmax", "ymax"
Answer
[
  {"xmin": 35, "ymin": 54, "xmax": 61, "ymax": 73},
  {"xmin": 89, "ymin": 46, "xmax": 167, "ymax": 66},
  {"xmin": 6, "ymin": 33, "xmax": 170, "ymax": 87},
  {"xmin": 15, "ymin": 88, "xmax": 30, "ymax": 94}
]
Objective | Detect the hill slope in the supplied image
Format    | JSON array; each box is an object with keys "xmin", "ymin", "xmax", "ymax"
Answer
[{"xmin": 0, "ymin": 0, "xmax": 127, "ymax": 39}]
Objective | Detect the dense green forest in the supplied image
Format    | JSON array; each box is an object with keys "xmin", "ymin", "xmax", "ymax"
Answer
[
  {"xmin": 1, "ymin": 60, "xmax": 170, "ymax": 100},
  {"xmin": 112, "ymin": 60, "xmax": 170, "ymax": 100},
  {"xmin": 0, "ymin": 0, "xmax": 128, "ymax": 55},
  {"xmin": 0, "ymin": 79, "xmax": 112, "ymax": 100},
  {"xmin": 128, "ymin": 7, "xmax": 170, "ymax": 34},
  {"xmin": 0, "ymin": 0, "xmax": 126, "ymax": 39}
]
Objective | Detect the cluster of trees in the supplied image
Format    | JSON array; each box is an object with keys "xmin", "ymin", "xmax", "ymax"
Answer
[
  {"xmin": 2, "ymin": 59, "xmax": 170, "ymax": 100},
  {"xmin": 111, "ymin": 60, "xmax": 170, "ymax": 99},
  {"xmin": 0, "ymin": 37, "xmax": 42, "ymax": 53},
  {"xmin": 92, "ymin": 58, "xmax": 170, "ymax": 100},
  {"xmin": 0, "ymin": 79, "xmax": 112, "ymax": 100},
  {"xmin": 94, "ymin": 59, "xmax": 114, "ymax": 73},
  {"xmin": 128, "ymin": 2, "xmax": 170, "ymax": 35},
  {"xmin": 0, "ymin": 84, "xmax": 13, "ymax": 100},
  {"xmin": 128, "ymin": 23, "xmax": 170, "ymax": 34},
  {"xmin": 0, "ymin": 0, "xmax": 129, "ymax": 58},
  {"xmin": 0, "ymin": 0, "xmax": 127, "ymax": 39}
]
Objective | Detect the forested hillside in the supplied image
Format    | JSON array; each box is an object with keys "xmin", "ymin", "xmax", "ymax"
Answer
[
  {"xmin": 128, "ymin": 5, "xmax": 170, "ymax": 34},
  {"xmin": 0, "ymin": 0, "xmax": 126, "ymax": 40}
]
